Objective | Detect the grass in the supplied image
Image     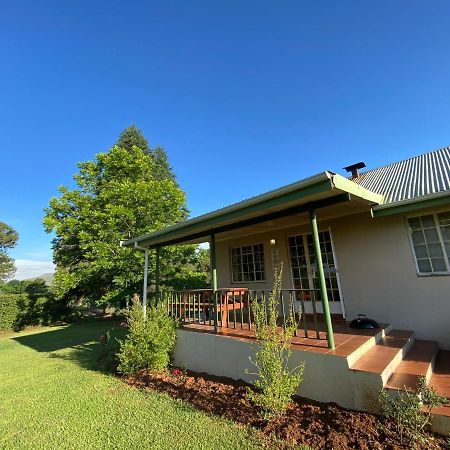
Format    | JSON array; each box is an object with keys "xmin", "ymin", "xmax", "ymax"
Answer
[{"xmin": 0, "ymin": 321, "xmax": 265, "ymax": 450}]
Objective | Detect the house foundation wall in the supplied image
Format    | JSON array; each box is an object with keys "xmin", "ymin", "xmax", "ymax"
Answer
[
  {"xmin": 173, "ymin": 329, "xmax": 449, "ymax": 434},
  {"xmin": 173, "ymin": 329, "xmax": 378, "ymax": 412}
]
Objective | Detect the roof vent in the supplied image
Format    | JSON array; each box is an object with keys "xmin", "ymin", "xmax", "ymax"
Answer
[{"xmin": 343, "ymin": 162, "xmax": 366, "ymax": 179}]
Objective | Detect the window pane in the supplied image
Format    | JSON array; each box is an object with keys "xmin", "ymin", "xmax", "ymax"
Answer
[
  {"xmin": 429, "ymin": 243, "xmax": 445, "ymax": 258},
  {"xmin": 411, "ymin": 230, "xmax": 425, "ymax": 245},
  {"xmin": 444, "ymin": 243, "xmax": 450, "ymax": 269},
  {"xmin": 421, "ymin": 215, "xmax": 436, "ymax": 228},
  {"xmin": 413, "ymin": 245, "xmax": 428, "ymax": 259},
  {"xmin": 417, "ymin": 259, "xmax": 432, "ymax": 273},
  {"xmin": 441, "ymin": 226, "xmax": 450, "ymax": 241},
  {"xmin": 424, "ymin": 228, "xmax": 439, "ymax": 243},
  {"xmin": 408, "ymin": 217, "xmax": 422, "ymax": 230},
  {"xmin": 438, "ymin": 211, "xmax": 450, "ymax": 225},
  {"xmin": 431, "ymin": 258, "xmax": 447, "ymax": 272}
]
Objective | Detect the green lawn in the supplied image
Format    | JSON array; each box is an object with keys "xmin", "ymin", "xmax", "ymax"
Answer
[{"xmin": 0, "ymin": 322, "xmax": 264, "ymax": 450}]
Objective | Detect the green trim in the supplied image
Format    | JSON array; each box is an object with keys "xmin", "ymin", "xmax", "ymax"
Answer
[
  {"xmin": 122, "ymin": 171, "xmax": 382, "ymax": 250},
  {"xmin": 372, "ymin": 192, "xmax": 450, "ymax": 217},
  {"xmin": 142, "ymin": 193, "xmax": 351, "ymax": 249},
  {"xmin": 142, "ymin": 249, "xmax": 149, "ymax": 316},
  {"xmin": 122, "ymin": 173, "xmax": 333, "ymax": 247},
  {"xmin": 210, "ymin": 233, "xmax": 218, "ymax": 334},
  {"xmin": 129, "ymin": 178, "xmax": 333, "ymax": 248},
  {"xmin": 155, "ymin": 247, "xmax": 160, "ymax": 305},
  {"xmin": 309, "ymin": 209, "xmax": 335, "ymax": 350}
]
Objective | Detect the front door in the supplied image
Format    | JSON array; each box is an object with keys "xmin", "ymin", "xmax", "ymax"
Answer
[{"xmin": 287, "ymin": 230, "xmax": 345, "ymax": 316}]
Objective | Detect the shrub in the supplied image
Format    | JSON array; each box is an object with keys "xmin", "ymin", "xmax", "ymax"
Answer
[
  {"xmin": 117, "ymin": 299, "xmax": 177, "ymax": 374},
  {"xmin": 97, "ymin": 327, "xmax": 125, "ymax": 373},
  {"xmin": 0, "ymin": 294, "xmax": 27, "ymax": 329},
  {"xmin": 0, "ymin": 280, "xmax": 75, "ymax": 331},
  {"xmin": 379, "ymin": 376, "xmax": 449, "ymax": 447},
  {"xmin": 247, "ymin": 265, "xmax": 304, "ymax": 418}
]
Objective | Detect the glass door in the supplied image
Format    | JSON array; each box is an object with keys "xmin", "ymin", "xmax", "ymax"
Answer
[{"xmin": 288, "ymin": 230, "xmax": 343, "ymax": 314}]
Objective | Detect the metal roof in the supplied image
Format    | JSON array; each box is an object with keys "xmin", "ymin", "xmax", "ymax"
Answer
[
  {"xmin": 352, "ymin": 146, "xmax": 450, "ymax": 205},
  {"xmin": 122, "ymin": 145, "xmax": 450, "ymax": 248}
]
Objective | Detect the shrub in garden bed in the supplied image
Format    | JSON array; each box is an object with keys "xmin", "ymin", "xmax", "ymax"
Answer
[
  {"xmin": 97, "ymin": 325, "xmax": 126, "ymax": 373},
  {"xmin": 379, "ymin": 376, "xmax": 449, "ymax": 448},
  {"xmin": 246, "ymin": 266, "xmax": 304, "ymax": 418},
  {"xmin": 117, "ymin": 300, "xmax": 177, "ymax": 374}
]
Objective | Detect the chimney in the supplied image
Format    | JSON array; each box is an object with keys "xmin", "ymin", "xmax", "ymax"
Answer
[{"xmin": 343, "ymin": 162, "xmax": 366, "ymax": 179}]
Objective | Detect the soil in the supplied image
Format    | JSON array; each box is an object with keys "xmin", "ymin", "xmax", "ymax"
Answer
[{"xmin": 123, "ymin": 369, "xmax": 448, "ymax": 450}]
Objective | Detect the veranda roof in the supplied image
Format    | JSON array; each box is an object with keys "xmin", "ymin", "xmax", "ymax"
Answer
[{"xmin": 121, "ymin": 171, "xmax": 382, "ymax": 249}]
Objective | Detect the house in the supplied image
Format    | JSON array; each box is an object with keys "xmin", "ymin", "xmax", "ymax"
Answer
[{"xmin": 122, "ymin": 145, "xmax": 450, "ymax": 433}]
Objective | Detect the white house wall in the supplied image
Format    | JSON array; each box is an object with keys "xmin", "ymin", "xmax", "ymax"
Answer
[
  {"xmin": 214, "ymin": 207, "xmax": 450, "ymax": 349},
  {"xmin": 332, "ymin": 208, "xmax": 450, "ymax": 350}
]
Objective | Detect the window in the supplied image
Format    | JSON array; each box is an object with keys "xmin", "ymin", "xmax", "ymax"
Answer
[
  {"xmin": 408, "ymin": 211, "xmax": 450, "ymax": 274},
  {"xmin": 231, "ymin": 243, "xmax": 265, "ymax": 282}
]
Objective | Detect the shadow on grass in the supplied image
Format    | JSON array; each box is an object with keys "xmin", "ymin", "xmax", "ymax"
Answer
[{"xmin": 13, "ymin": 320, "xmax": 125, "ymax": 374}]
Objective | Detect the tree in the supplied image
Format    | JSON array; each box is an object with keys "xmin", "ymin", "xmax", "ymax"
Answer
[
  {"xmin": 153, "ymin": 146, "xmax": 177, "ymax": 182},
  {"xmin": 116, "ymin": 125, "xmax": 177, "ymax": 182},
  {"xmin": 44, "ymin": 131, "xmax": 207, "ymax": 308},
  {"xmin": 116, "ymin": 125, "xmax": 150, "ymax": 153},
  {"xmin": 0, "ymin": 222, "xmax": 18, "ymax": 282}
]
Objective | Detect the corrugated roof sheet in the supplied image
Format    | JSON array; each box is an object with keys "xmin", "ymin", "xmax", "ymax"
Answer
[{"xmin": 351, "ymin": 146, "xmax": 450, "ymax": 204}]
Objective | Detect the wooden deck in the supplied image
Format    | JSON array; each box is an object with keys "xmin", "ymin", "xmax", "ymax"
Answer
[{"xmin": 182, "ymin": 320, "xmax": 386, "ymax": 357}]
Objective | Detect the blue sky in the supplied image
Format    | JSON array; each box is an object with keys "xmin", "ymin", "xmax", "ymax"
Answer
[{"xmin": 2, "ymin": 1, "xmax": 450, "ymax": 278}]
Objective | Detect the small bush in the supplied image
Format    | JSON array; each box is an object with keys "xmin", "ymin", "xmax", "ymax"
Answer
[
  {"xmin": 379, "ymin": 376, "xmax": 449, "ymax": 447},
  {"xmin": 97, "ymin": 327, "xmax": 124, "ymax": 373},
  {"xmin": 117, "ymin": 299, "xmax": 177, "ymax": 374},
  {"xmin": 0, "ymin": 294, "xmax": 28, "ymax": 330},
  {"xmin": 247, "ymin": 265, "xmax": 304, "ymax": 418}
]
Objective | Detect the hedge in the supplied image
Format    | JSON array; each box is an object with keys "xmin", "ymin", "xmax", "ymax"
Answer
[{"xmin": 0, "ymin": 294, "xmax": 28, "ymax": 330}]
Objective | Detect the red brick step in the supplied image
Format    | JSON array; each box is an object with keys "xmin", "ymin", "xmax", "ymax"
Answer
[
  {"xmin": 429, "ymin": 350, "xmax": 450, "ymax": 418},
  {"xmin": 386, "ymin": 340, "xmax": 438, "ymax": 391},
  {"xmin": 350, "ymin": 330, "xmax": 415, "ymax": 384}
]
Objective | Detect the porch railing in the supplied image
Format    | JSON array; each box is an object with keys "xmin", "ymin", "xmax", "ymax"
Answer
[{"xmin": 159, "ymin": 288, "xmax": 327, "ymax": 342}]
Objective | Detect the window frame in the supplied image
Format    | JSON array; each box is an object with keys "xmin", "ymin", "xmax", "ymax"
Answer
[
  {"xmin": 406, "ymin": 210, "xmax": 450, "ymax": 276},
  {"xmin": 229, "ymin": 242, "xmax": 266, "ymax": 284}
]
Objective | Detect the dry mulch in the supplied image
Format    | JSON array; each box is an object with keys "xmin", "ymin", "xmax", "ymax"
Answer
[{"xmin": 123, "ymin": 369, "xmax": 448, "ymax": 450}]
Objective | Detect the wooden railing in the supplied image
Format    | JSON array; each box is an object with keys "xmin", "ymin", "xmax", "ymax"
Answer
[{"xmin": 159, "ymin": 288, "xmax": 326, "ymax": 341}]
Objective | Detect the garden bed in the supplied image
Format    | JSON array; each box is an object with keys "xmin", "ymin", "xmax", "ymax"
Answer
[{"xmin": 124, "ymin": 369, "xmax": 447, "ymax": 450}]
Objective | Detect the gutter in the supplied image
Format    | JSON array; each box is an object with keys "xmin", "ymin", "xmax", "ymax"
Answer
[
  {"xmin": 122, "ymin": 171, "xmax": 333, "ymax": 247},
  {"xmin": 121, "ymin": 170, "xmax": 384, "ymax": 249},
  {"xmin": 371, "ymin": 190, "xmax": 450, "ymax": 217}
]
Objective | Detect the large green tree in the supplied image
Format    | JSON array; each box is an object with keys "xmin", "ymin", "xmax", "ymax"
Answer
[
  {"xmin": 116, "ymin": 125, "xmax": 150, "ymax": 153},
  {"xmin": 44, "ymin": 128, "xmax": 207, "ymax": 307},
  {"xmin": 0, "ymin": 222, "xmax": 18, "ymax": 282},
  {"xmin": 117, "ymin": 125, "xmax": 176, "ymax": 182}
]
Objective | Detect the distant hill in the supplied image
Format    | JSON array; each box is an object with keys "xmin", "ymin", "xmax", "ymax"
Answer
[{"xmin": 25, "ymin": 272, "xmax": 54, "ymax": 286}]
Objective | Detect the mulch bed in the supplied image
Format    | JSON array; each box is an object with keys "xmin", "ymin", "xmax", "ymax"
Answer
[{"xmin": 123, "ymin": 369, "xmax": 448, "ymax": 449}]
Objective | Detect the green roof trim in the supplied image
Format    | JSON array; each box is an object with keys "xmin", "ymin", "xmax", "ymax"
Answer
[
  {"xmin": 138, "ymin": 193, "xmax": 351, "ymax": 249},
  {"xmin": 371, "ymin": 191, "xmax": 450, "ymax": 217},
  {"xmin": 122, "ymin": 171, "xmax": 382, "ymax": 249}
]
